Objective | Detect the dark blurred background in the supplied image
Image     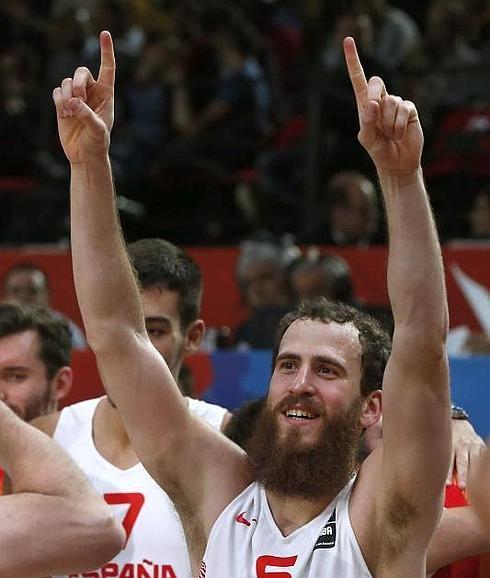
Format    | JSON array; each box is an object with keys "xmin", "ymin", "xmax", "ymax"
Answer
[{"xmin": 1, "ymin": 0, "xmax": 489, "ymax": 246}]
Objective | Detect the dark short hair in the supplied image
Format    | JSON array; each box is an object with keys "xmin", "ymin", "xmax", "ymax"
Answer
[
  {"xmin": 224, "ymin": 397, "xmax": 266, "ymax": 450},
  {"xmin": 272, "ymin": 298, "xmax": 391, "ymax": 397},
  {"xmin": 0, "ymin": 303, "xmax": 72, "ymax": 379},
  {"xmin": 127, "ymin": 239, "xmax": 203, "ymax": 330}
]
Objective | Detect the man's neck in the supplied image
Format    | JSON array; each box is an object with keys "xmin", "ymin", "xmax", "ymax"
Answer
[
  {"xmin": 265, "ymin": 490, "xmax": 338, "ymax": 537},
  {"xmin": 93, "ymin": 397, "xmax": 139, "ymax": 469},
  {"xmin": 92, "ymin": 392, "xmax": 190, "ymax": 470}
]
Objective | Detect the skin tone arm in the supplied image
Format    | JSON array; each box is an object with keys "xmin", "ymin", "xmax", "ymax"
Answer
[
  {"xmin": 343, "ymin": 37, "xmax": 451, "ymax": 578},
  {"xmin": 448, "ymin": 419, "xmax": 485, "ymax": 490},
  {"xmin": 0, "ymin": 402, "xmax": 124, "ymax": 578},
  {"xmin": 362, "ymin": 417, "xmax": 485, "ymax": 492},
  {"xmin": 360, "ymin": 421, "xmax": 490, "ymax": 570},
  {"xmin": 468, "ymin": 445, "xmax": 490, "ymax": 533},
  {"xmin": 53, "ymin": 31, "xmax": 248, "ymax": 545},
  {"xmin": 427, "ymin": 505, "xmax": 490, "ymax": 572}
]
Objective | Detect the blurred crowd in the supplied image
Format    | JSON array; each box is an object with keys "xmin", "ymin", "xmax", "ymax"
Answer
[{"xmin": 1, "ymin": 0, "xmax": 489, "ymax": 245}]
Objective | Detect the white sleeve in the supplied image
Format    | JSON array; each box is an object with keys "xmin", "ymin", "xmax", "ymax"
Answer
[{"xmin": 187, "ymin": 397, "xmax": 228, "ymax": 430}]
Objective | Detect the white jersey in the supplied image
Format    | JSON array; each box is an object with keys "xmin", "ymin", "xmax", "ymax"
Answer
[
  {"xmin": 53, "ymin": 396, "xmax": 227, "ymax": 578},
  {"xmin": 200, "ymin": 478, "xmax": 372, "ymax": 578}
]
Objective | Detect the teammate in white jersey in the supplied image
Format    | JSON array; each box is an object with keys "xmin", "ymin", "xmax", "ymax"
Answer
[
  {"xmin": 54, "ymin": 31, "xmax": 488, "ymax": 577},
  {"xmin": 32, "ymin": 238, "xmax": 229, "ymax": 578}
]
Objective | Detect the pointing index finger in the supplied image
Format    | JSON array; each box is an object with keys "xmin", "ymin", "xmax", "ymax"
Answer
[
  {"xmin": 97, "ymin": 30, "xmax": 115, "ymax": 88},
  {"xmin": 343, "ymin": 37, "xmax": 368, "ymax": 110}
]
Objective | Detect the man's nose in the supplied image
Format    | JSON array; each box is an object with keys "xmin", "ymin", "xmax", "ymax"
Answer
[{"xmin": 289, "ymin": 367, "xmax": 315, "ymax": 395}]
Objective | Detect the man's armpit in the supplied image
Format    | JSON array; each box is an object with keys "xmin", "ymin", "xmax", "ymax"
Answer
[
  {"xmin": 172, "ymin": 484, "xmax": 207, "ymax": 569},
  {"xmin": 377, "ymin": 491, "xmax": 419, "ymax": 565}
]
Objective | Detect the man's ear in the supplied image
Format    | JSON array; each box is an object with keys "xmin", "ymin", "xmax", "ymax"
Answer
[
  {"xmin": 184, "ymin": 319, "xmax": 205, "ymax": 355},
  {"xmin": 360, "ymin": 389, "xmax": 382, "ymax": 430},
  {"xmin": 52, "ymin": 366, "xmax": 73, "ymax": 402}
]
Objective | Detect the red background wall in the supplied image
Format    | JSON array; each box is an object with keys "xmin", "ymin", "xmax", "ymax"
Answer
[{"xmin": 1, "ymin": 245, "xmax": 488, "ymax": 333}]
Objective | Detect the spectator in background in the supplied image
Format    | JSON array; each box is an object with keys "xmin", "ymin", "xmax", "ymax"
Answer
[
  {"xmin": 289, "ymin": 248, "xmax": 393, "ymax": 334},
  {"xmin": 468, "ymin": 188, "xmax": 490, "ymax": 240},
  {"xmin": 81, "ymin": 0, "xmax": 144, "ymax": 66},
  {"xmin": 299, "ymin": 170, "xmax": 381, "ymax": 245},
  {"xmin": 322, "ymin": 1, "xmax": 420, "ymax": 94},
  {"xmin": 233, "ymin": 236, "xmax": 297, "ymax": 348},
  {"xmin": 112, "ymin": 29, "xmax": 173, "ymax": 182},
  {"xmin": 289, "ymin": 249, "xmax": 357, "ymax": 305},
  {"xmin": 425, "ymin": 1, "xmax": 481, "ymax": 75},
  {"xmin": 161, "ymin": 7, "xmax": 269, "ymax": 175},
  {"xmin": 2, "ymin": 263, "xmax": 87, "ymax": 349},
  {"xmin": 1, "ymin": 1, "xmax": 488, "ymax": 246},
  {"xmin": 419, "ymin": 0, "xmax": 484, "ymax": 120},
  {"xmin": 352, "ymin": 0, "xmax": 421, "ymax": 73},
  {"xmin": 0, "ymin": 44, "xmax": 39, "ymax": 176}
]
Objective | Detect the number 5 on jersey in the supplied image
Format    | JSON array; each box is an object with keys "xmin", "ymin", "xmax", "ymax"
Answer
[{"xmin": 256, "ymin": 555, "xmax": 298, "ymax": 578}]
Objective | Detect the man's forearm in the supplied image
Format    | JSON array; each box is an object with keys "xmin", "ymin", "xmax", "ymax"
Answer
[
  {"xmin": 427, "ymin": 507, "xmax": 490, "ymax": 573},
  {"xmin": 70, "ymin": 157, "xmax": 145, "ymax": 348},
  {"xmin": 380, "ymin": 169, "xmax": 448, "ymax": 346},
  {"xmin": 0, "ymin": 405, "xmax": 124, "ymax": 577},
  {"xmin": 1, "ymin": 402, "xmax": 95, "ymax": 497}
]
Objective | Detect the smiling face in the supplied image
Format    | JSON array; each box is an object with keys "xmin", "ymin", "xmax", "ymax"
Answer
[
  {"xmin": 269, "ymin": 318, "xmax": 364, "ymax": 443},
  {"xmin": 246, "ymin": 318, "xmax": 370, "ymax": 498}
]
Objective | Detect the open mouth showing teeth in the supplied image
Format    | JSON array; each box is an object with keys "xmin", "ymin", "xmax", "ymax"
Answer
[{"xmin": 284, "ymin": 409, "xmax": 317, "ymax": 420}]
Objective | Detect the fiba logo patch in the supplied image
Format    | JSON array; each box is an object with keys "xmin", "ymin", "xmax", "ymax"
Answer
[{"xmin": 313, "ymin": 510, "xmax": 336, "ymax": 550}]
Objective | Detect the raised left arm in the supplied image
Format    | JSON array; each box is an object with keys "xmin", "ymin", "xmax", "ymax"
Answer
[{"xmin": 344, "ymin": 36, "xmax": 451, "ymax": 578}]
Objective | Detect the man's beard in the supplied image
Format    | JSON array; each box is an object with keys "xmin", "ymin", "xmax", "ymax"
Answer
[
  {"xmin": 246, "ymin": 395, "xmax": 363, "ymax": 500},
  {"xmin": 10, "ymin": 382, "xmax": 57, "ymax": 422}
]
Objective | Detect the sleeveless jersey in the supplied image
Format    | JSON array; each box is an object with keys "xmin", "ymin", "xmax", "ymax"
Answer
[
  {"xmin": 53, "ymin": 396, "xmax": 227, "ymax": 578},
  {"xmin": 200, "ymin": 477, "xmax": 372, "ymax": 578}
]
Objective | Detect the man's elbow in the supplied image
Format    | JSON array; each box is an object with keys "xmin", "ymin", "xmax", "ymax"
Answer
[
  {"xmin": 84, "ymin": 509, "xmax": 125, "ymax": 569},
  {"xmin": 394, "ymin": 323, "xmax": 449, "ymax": 363},
  {"xmin": 84, "ymin": 320, "xmax": 136, "ymax": 358}
]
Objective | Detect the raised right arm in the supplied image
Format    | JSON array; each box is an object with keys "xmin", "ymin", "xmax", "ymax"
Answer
[
  {"xmin": 0, "ymin": 402, "xmax": 124, "ymax": 578},
  {"xmin": 54, "ymin": 31, "xmax": 248, "ymax": 534}
]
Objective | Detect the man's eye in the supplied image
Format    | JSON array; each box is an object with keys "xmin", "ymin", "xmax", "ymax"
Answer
[
  {"xmin": 7, "ymin": 373, "xmax": 26, "ymax": 383},
  {"xmin": 279, "ymin": 360, "xmax": 296, "ymax": 371},
  {"xmin": 147, "ymin": 328, "xmax": 166, "ymax": 338},
  {"xmin": 319, "ymin": 366, "xmax": 334, "ymax": 376}
]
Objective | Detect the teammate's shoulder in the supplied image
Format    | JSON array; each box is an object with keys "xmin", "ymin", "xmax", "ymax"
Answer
[{"xmin": 186, "ymin": 396, "xmax": 230, "ymax": 430}]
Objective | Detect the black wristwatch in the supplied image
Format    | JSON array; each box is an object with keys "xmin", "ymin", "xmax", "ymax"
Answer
[{"xmin": 451, "ymin": 404, "xmax": 469, "ymax": 420}]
